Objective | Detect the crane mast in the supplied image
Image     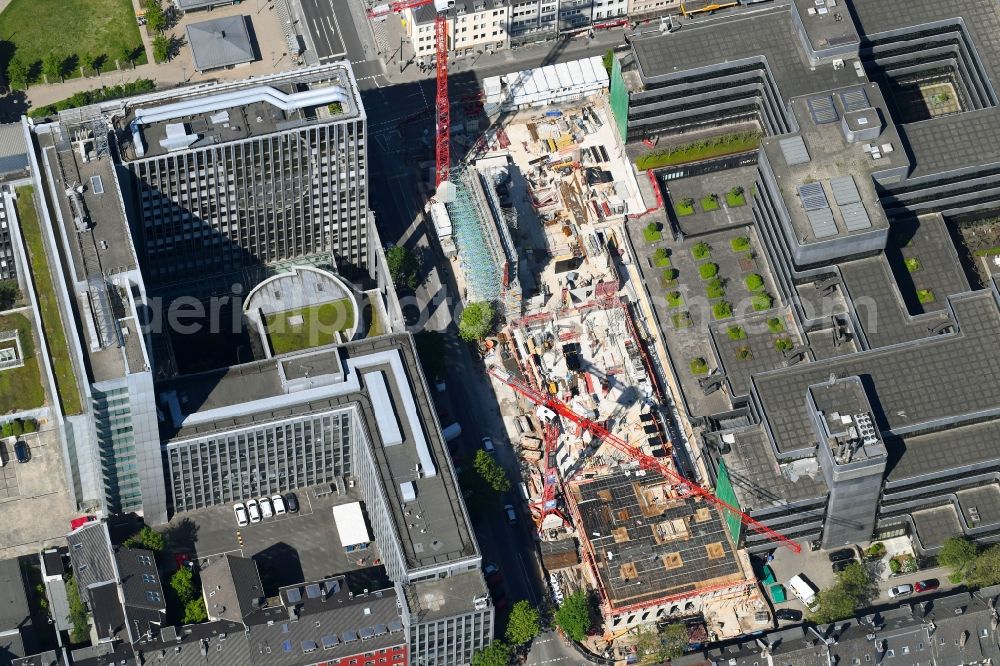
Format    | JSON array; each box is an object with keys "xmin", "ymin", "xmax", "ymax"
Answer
[{"xmin": 368, "ymin": 0, "xmax": 453, "ymax": 187}]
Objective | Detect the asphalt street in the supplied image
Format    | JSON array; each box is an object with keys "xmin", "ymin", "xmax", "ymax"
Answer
[{"xmin": 405, "ymin": 214, "xmax": 547, "ymax": 619}]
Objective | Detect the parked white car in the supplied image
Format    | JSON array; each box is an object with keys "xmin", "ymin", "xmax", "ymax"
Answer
[
  {"xmin": 260, "ymin": 497, "xmax": 273, "ymax": 518},
  {"xmin": 246, "ymin": 499, "xmax": 262, "ymax": 523},
  {"xmin": 272, "ymin": 494, "xmax": 287, "ymax": 515},
  {"xmin": 234, "ymin": 503, "xmax": 249, "ymax": 527}
]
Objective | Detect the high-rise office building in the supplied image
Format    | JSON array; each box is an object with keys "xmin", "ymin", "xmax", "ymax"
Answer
[{"xmin": 115, "ymin": 65, "xmax": 369, "ymax": 287}]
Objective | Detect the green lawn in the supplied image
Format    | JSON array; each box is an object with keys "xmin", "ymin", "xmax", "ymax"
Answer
[
  {"xmin": 643, "ymin": 226, "xmax": 662, "ymax": 243},
  {"xmin": 366, "ymin": 300, "xmax": 384, "ymax": 338},
  {"xmin": 730, "ymin": 236, "xmax": 752, "ymax": 253},
  {"xmin": 917, "ymin": 289, "xmax": 935, "ymax": 304},
  {"xmin": 726, "ymin": 190, "xmax": 747, "ymax": 207},
  {"xmin": 265, "ymin": 299, "xmax": 356, "ymax": 354},
  {"xmin": 904, "ymin": 257, "xmax": 922, "ymax": 273},
  {"xmin": 672, "ymin": 312, "xmax": 691, "ymax": 329},
  {"xmin": 674, "ymin": 201, "xmax": 695, "ymax": 217},
  {"xmin": 0, "ymin": 0, "xmax": 146, "ymax": 87},
  {"xmin": 0, "ymin": 312, "xmax": 45, "ymax": 413},
  {"xmin": 17, "ymin": 187, "xmax": 82, "ymax": 415},
  {"xmin": 701, "ymin": 194, "xmax": 720, "ymax": 212},
  {"xmin": 666, "ymin": 291, "xmax": 685, "ymax": 309},
  {"xmin": 653, "ymin": 249, "xmax": 671, "ymax": 267},
  {"xmin": 752, "ymin": 292, "xmax": 774, "ymax": 311},
  {"xmin": 713, "ymin": 301, "xmax": 733, "ymax": 319}
]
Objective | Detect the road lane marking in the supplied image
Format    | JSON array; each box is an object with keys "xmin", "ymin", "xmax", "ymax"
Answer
[{"xmin": 312, "ymin": 17, "xmax": 335, "ymax": 57}]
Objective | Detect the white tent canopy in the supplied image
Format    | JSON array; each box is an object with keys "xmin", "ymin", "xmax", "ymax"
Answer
[
  {"xmin": 483, "ymin": 56, "xmax": 609, "ymax": 112},
  {"xmin": 332, "ymin": 502, "xmax": 371, "ymax": 549}
]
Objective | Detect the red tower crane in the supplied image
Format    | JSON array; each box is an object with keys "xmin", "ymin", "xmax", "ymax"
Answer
[
  {"xmin": 368, "ymin": 0, "xmax": 453, "ymax": 186},
  {"xmin": 488, "ymin": 366, "xmax": 802, "ymax": 553},
  {"xmin": 531, "ymin": 421, "xmax": 569, "ymax": 532}
]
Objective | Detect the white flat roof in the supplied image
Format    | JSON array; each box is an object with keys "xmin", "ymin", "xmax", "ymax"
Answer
[{"xmin": 332, "ymin": 501, "xmax": 371, "ymax": 548}]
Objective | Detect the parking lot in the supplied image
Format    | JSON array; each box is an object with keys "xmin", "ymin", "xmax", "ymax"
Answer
[
  {"xmin": 0, "ymin": 429, "xmax": 77, "ymax": 559},
  {"xmin": 164, "ymin": 486, "xmax": 383, "ymax": 592}
]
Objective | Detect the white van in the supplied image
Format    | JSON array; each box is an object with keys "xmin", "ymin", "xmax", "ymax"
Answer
[{"xmin": 788, "ymin": 574, "xmax": 818, "ymax": 606}]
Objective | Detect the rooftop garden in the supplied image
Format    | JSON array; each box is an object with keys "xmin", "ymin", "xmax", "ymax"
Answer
[
  {"xmin": 17, "ymin": 187, "xmax": 82, "ymax": 415},
  {"xmin": 265, "ymin": 299, "xmax": 356, "ymax": 355},
  {"xmin": 0, "ymin": 312, "xmax": 45, "ymax": 413},
  {"xmin": 730, "ymin": 236, "xmax": 752, "ymax": 253},
  {"xmin": 643, "ymin": 222, "xmax": 663, "ymax": 243},
  {"xmin": 635, "ymin": 132, "xmax": 762, "ymax": 171},
  {"xmin": 690, "ymin": 357, "xmax": 709, "ymax": 375},
  {"xmin": 726, "ymin": 186, "xmax": 746, "ymax": 207}
]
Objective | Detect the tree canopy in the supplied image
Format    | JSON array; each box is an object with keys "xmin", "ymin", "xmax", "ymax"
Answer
[
  {"xmin": 170, "ymin": 567, "xmax": 196, "ymax": 604},
  {"xmin": 6, "ymin": 57, "xmax": 28, "ymax": 89},
  {"xmin": 152, "ymin": 34, "xmax": 171, "ymax": 63},
  {"xmin": 42, "ymin": 52, "xmax": 63, "ymax": 83},
  {"xmin": 0, "ymin": 280, "xmax": 20, "ymax": 310},
  {"xmin": 144, "ymin": 0, "xmax": 168, "ymax": 33},
  {"xmin": 662, "ymin": 624, "xmax": 690, "ymax": 659},
  {"xmin": 471, "ymin": 640, "xmax": 512, "ymax": 666},
  {"xmin": 505, "ymin": 600, "xmax": 540, "ymax": 645},
  {"xmin": 554, "ymin": 589, "xmax": 591, "ymax": 642},
  {"xmin": 474, "ymin": 449, "xmax": 510, "ymax": 493},
  {"xmin": 386, "ymin": 245, "xmax": 421, "ymax": 291},
  {"xmin": 967, "ymin": 544, "xmax": 1000, "ymax": 588},
  {"xmin": 183, "ymin": 598, "xmax": 207, "ymax": 624},
  {"xmin": 808, "ymin": 561, "xmax": 870, "ymax": 624},
  {"xmin": 66, "ymin": 575, "xmax": 90, "ymax": 644},
  {"xmin": 459, "ymin": 301, "xmax": 494, "ymax": 341},
  {"xmin": 124, "ymin": 525, "xmax": 164, "ymax": 552},
  {"xmin": 940, "ymin": 535, "xmax": 978, "ymax": 578}
]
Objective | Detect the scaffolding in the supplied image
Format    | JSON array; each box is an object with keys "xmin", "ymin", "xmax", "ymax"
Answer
[{"xmin": 447, "ymin": 167, "xmax": 523, "ymax": 315}]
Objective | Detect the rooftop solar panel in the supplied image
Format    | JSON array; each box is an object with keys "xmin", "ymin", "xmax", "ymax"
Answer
[
  {"xmin": 840, "ymin": 202, "xmax": 873, "ymax": 231},
  {"xmin": 839, "ymin": 87, "xmax": 870, "ymax": 113},
  {"xmin": 806, "ymin": 208, "xmax": 838, "ymax": 238},
  {"xmin": 779, "ymin": 136, "xmax": 810, "ymax": 165},
  {"xmin": 808, "ymin": 95, "xmax": 839, "ymax": 124},
  {"xmin": 798, "ymin": 182, "xmax": 829, "ymax": 211},
  {"xmin": 829, "ymin": 175, "xmax": 861, "ymax": 205}
]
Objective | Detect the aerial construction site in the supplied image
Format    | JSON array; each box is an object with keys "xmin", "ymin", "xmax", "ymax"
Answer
[{"xmin": 428, "ymin": 56, "xmax": 782, "ymax": 657}]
